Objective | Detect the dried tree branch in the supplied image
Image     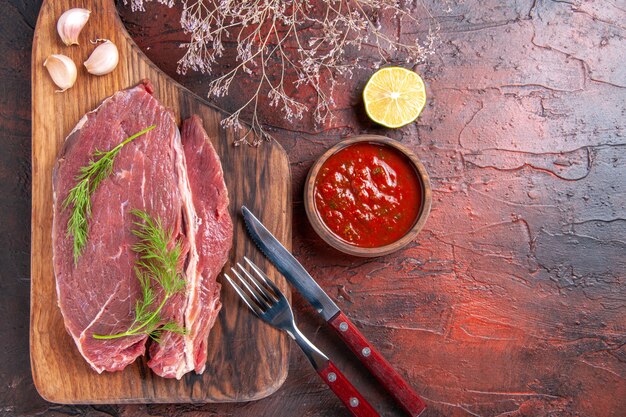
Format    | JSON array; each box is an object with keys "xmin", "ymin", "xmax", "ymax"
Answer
[{"xmin": 128, "ymin": 0, "xmax": 449, "ymax": 145}]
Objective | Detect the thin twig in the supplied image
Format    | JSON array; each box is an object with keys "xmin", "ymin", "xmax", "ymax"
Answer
[{"xmin": 128, "ymin": 0, "xmax": 451, "ymax": 145}]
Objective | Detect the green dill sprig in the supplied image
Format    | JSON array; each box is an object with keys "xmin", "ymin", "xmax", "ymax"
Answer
[
  {"xmin": 93, "ymin": 209, "xmax": 186, "ymax": 343},
  {"xmin": 63, "ymin": 125, "xmax": 156, "ymax": 263}
]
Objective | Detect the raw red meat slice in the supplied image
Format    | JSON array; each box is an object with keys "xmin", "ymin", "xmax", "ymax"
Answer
[
  {"xmin": 182, "ymin": 115, "xmax": 231, "ymax": 374},
  {"xmin": 52, "ymin": 80, "xmax": 183, "ymax": 373},
  {"xmin": 148, "ymin": 116, "xmax": 232, "ymax": 378},
  {"xmin": 52, "ymin": 81, "xmax": 232, "ymax": 378}
]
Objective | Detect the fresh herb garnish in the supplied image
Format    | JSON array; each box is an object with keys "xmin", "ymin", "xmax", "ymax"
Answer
[
  {"xmin": 93, "ymin": 209, "xmax": 186, "ymax": 343},
  {"xmin": 63, "ymin": 125, "xmax": 156, "ymax": 262}
]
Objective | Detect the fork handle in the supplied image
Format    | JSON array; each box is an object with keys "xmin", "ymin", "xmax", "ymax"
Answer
[
  {"xmin": 329, "ymin": 312, "xmax": 427, "ymax": 417},
  {"xmin": 317, "ymin": 361, "xmax": 380, "ymax": 417},
  {"xmin": 290, "ymin": 325, "xmax": 380, "ymax": 417}
]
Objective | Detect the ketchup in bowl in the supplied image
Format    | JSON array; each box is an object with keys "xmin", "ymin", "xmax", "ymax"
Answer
[{"xmin": 313, "ymin": 142, "xmax": 423, "ymax": 248}]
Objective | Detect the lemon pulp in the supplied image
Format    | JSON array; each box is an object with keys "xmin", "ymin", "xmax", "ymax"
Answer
[{"xmin": 363, "ymin": 67, "xmax": 426, "ymax": 128}]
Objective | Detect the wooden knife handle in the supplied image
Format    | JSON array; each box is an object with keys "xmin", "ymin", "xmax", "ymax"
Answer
[
  {"xmin": 317, "ymin": 360, "xmax": 380, "ymax": 417},
  {"xmin": 329, "ymin": 311, "xmax": 427, "ymax": 417}
]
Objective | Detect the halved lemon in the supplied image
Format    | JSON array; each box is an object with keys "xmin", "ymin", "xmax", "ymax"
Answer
[{"xmin": 363, "ymin": 67, "xmax": 426, "ymax": 128}]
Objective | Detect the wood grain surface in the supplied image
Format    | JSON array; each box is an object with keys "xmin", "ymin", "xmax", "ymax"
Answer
[
  {"xmin": 328, "ymin": 311, "xmax": 427, "ymax": 417},
  {"xmin": 1, "ymin": 0, "xmax": 625, "ymax": 416},
  {"xmin": 30, "ymin": 0, "xmax": 291, "ymax": 404}
]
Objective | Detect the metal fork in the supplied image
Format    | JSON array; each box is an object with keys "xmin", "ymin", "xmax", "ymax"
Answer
[{"xmin": 225, "ymin": 257, "xmax": 380, "ymax": 417}]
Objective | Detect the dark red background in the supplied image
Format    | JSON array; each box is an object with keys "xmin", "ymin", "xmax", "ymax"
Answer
[{"xmin": 1, "ymin": 1, "xmax": 625, "ymax": 416}]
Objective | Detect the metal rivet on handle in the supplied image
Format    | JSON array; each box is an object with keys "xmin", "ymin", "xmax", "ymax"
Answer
[
  {"xmin": 327, "ymin": 372, "xmax": 337, "ymax": 382},
  {"xmin": 339, "ymin": 322, "xmax": 348, "ymax": 331},
  {"xmin": 350, "ymin": 397, "xmax": 359, "ymax": 408},
  {"xmin": 362, "ymin": 347, "xmax": 371, "ymax": 357}
]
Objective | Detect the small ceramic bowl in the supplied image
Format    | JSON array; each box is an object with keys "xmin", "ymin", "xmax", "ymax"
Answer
[{"xmin": 304, "ymin": 135, "xmax": 432, "ymax": 257}]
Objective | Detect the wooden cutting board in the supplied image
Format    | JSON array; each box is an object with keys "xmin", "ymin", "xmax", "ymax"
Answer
[{"xmin": 31, "ymin": 0, "xmax": 291, "ymax": 404}]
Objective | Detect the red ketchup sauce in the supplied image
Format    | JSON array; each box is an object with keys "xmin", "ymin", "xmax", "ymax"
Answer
[{"xmin": 314, "ymin": 142, "xmax": 423, "ymax": 248}]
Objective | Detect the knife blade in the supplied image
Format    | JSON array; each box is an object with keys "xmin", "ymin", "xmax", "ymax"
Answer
[
  {"xmin": 242, "ymin": 205, "xmax": 427, "ymax": 417},
  {"xmin": 241, "ymin": 205, "xmax": 340, "ymax": 320}
]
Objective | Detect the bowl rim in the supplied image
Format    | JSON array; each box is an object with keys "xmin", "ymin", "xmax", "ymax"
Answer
[{"xmin": 304, "ymin": 134, "xmax": 432, "ymax": 257}]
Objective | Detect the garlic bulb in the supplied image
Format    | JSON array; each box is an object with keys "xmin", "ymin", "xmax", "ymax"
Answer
[
  {"xmin": 84, "ymin": 40, "xmax": 119, "ymax": 76},
  {"xmin": 43, "ymin": 54, "xmax": 77, "ymax": 92},
  {"xmin": 57, "ymin": 8, "xmax": 90, "ymax": 46}
]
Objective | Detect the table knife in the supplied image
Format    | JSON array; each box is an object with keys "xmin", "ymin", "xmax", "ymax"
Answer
[{"xmin": 242, "ymin": 206, "xmax": 427, "ymax": 417}]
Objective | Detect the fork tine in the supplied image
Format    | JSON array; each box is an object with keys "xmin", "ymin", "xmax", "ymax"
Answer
[
  {"xmin": 244, "ymin": 256, "xmax": 282, "ymax": 297},
  {"xmin": 224, "ymin": 273, "xmax": 263, "ymax": 316},
  {"xmin": 231, "ymin": 267, "xmax": 269, "ymax": 311},
  {"xmin": 237, "ymin": 262, "xmax": 278, "ymax": 303}
]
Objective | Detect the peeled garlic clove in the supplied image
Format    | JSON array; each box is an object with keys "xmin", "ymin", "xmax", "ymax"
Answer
[
  {"xmin": 43, "ymin": 54, "xmax": 77, "ymax": 92},
  {"xmin": 84, "ymin": 40, "xmax": 119, "ymax": 76},
  {"xmin": 57, "ymin": 8, "xmax": 90, "ymax": 46}
]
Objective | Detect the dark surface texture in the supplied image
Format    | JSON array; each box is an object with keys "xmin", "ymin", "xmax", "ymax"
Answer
[{"xmin": 1, "ymin": 0, "xmax": 625, "ymax": 416}]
